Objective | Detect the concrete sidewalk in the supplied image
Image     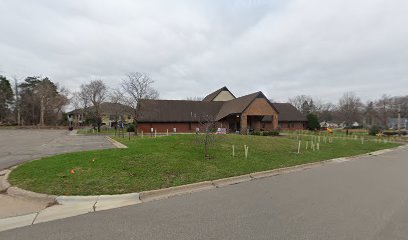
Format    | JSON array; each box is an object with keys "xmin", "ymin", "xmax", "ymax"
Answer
[
  {"xmin": 0, "ymin": 168, "xmax": 56, "ymax": 221},
  {"xmin": 0, "ymin": 192, "xmax": 141, "ymax": 232},
  {"xmin": 0, "ymin": 195, "xmax": 49, "ymax": 219}
]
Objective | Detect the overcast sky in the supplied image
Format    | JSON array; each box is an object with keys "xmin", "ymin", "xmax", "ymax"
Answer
[{"xmin": 1, "ymin": 0, "xmax": 407, "ymax": 103}]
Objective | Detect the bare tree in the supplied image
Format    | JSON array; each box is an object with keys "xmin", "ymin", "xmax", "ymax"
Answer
[
  {"xmin": 337, "ymin": 92, "xmax": 363, "ymax": 127},
  {"xmin": 110, "ymin": 88, "xmax": 123, "ymax": 105},
  {"xmin": 375, "ymin": 94, "xmax": 393, "ymax": 127},
  {"xmin": 185, "ymin": 96, "xmax": 203, "ymax": 101},
  {"xmin": 109, "ymin": 88, "xmax": 129, "ymax": 126},
  {"xmin": 71, "ymin": 90, "xmax": 90, "ymax": 127},
  {"xmin": 288, "ymin": 95, "xmax": 314, "ymax": 115},
  {"xmin": 80, "ymin": 80, "xmax": 108, "ymax": 132},
  {"xmin": 121, "ymin": 72, "xmax": 159, "ymax": 133},
  {"xmin": 316, "ymin": 102, "xmax": 335, "ymax": 122},
  {"xmin": 364, "ymin": 101, "xmax": 377, "ymax": 127},
  {"xmin": 53, "ymin": 86, "xmax": 70, "ymax": 126},
  {"xmin": 194, "ymin": 114, "xmax": 219, "ymax": 159}
]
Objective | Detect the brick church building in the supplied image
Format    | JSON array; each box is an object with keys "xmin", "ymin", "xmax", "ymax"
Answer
[{"xmin": 137, "ymin": 87, "xmax": 307, "ymax": 134}]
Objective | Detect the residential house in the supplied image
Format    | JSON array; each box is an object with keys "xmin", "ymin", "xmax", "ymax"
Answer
[
  {"xmin": 320, "ymin": 121, "xmax": 339, "ymax": 129},
  {"xmin": 68, "ymin": 102, "xmax": 133, "ymax": 127},
  {"xmin": 387, "ymin": 117, "xmax": 408, "ymax": 130}
]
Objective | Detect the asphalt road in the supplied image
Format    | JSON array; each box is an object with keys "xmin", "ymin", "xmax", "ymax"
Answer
[
  {"xmin": 0, "ymin": 129, "xmax": 114, "ymax": 170},
  {"xmin": 0, "ymin": 145, "xmax": 407, "ymax": 239}
]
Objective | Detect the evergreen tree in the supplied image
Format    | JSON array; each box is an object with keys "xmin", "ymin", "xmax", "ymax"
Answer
[
  {"xmin": 18, "ymin": 76, "xmax": 68, "ymax": 125},
  {"xmin": 0, "ymin": 75, "xmax": 14, "ymax": 122},
  {"xmin": 306, "ymin": 113, "xmax": 320, "ymax": 130}
]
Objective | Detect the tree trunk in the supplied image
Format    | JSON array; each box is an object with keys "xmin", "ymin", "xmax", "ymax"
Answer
[
  {"xmin": 134, "ymin": 116, "xmax": 138, "ymax": 135},
  {"xmin": 17, "ymin": 110, "xmax": 20, "ymax": 126},
  {"xmin": 204, "ymin": 132, "xmax": 209, "ymax": 159},
  {"xmin": 40, "ymin": 97, "xmax": 45, "ymax": 126}
]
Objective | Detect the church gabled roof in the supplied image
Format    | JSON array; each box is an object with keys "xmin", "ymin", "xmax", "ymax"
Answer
[
  {"xmin": 137, "ymin": 90, "xmax": 278, "ymax": 122},
  {"xmin": 216, "ymin": 92, "xmax": 279, "ymax": 120},
  {"xmin": 202, "ymin": 86, "xmax": 236, "ymax": 102}
]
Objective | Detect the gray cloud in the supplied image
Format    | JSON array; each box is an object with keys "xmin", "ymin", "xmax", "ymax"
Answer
[{"xmin": 1, "ymin": 0, "xmax": 407, "ymax": 103}]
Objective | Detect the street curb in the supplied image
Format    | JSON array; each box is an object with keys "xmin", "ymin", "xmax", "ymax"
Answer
[
  {"xmin": 105, "ymin": 136, "xmax": 128, "ymax": 148},
  {"xmin": 97, "ymin": 192, "xmax": 140, "ymax": 201},
  {"xmin": 139, "ymin": 181, "xmax": 215, "ymax": 202},
  {"xmin": 212, "ymin": 174, "xmax": 253, "ymax": 187},
  {"xmin": 0, "ymin": 213, "xmax": 38, "ymax": 232},
  {"xmin": 0, "ymin": 170, "xmax": 11, "ymax": 193},
  {"xmin": 55, "ymin": 193, "xmax": 141, "ymax": 208},
  {"xmin": 95, "ymin": 193, "xmax": 141, "ymax": 211},
  {"xmin": 7, "ymin": 187, "xmax": 57, "ymax": 207},
  {"xmin": 0, "ymin": 170, "xmax": 8, "ymax": 176},
  {"xmin": 56, "ymin": 195, "xmax": 98, "ymax": 205},
  {"xmin": 4, "ymin": 166, "xmax": 57, "ymax": 206}
]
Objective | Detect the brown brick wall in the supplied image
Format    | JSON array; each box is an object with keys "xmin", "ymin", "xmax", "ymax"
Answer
[
  {"xmin": 241, "ymin": 98, "xmax": 279, "ymax": 133},
  {"xmin": 261, "ymin": 122, "xmax": 276, "ymax": 131},
  {"xmin": 243, "ymin": 98, "xmax": 277, "ymax": 116},
  {"xmin": 279, "ymin": 121, "xmax": 307, "ymax": 130},
  {"xmin": 138, "ymin": 122, "xmax": 202, "ymax": 133},
  {"xmin": 240, "ymin": 115, "xmax": 248, "ymax": 133},
  {"xmin": 138, "ymin": 121, "xmax": 306, "ymax": 133}
]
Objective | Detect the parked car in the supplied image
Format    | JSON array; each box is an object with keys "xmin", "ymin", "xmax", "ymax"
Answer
[{"xmin": 383, "ymin": 129, "xmax": 407, "ymax": 136}]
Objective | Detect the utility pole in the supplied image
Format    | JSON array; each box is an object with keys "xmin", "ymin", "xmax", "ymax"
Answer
[{"xmin": 397, "ymin": 104, "xmax": 401, "ymax": 136}]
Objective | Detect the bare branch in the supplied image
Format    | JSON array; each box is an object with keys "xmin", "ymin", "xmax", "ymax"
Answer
[{"xmin": 120, "ymin": 72, "xmax": 159, "ymax": 132}]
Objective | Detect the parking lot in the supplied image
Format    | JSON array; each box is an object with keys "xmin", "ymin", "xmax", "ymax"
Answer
[{"xmin": 0, "ymin": 129, "xmax": 114, "ymax": 170}]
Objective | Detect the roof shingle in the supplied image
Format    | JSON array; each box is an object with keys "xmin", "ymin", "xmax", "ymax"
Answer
[
  {"xmin": 270, "ymin": 103, "xmax": 307, "ymax": 122},
  {"xmin": 215, "ymin": 92, "xmax": 260, "ymax": 120},
  {"xmin": 137, "ymin": 99, "xmax": 224, "ymax": 122},
  {"xmin": 202, "ymin": 86, "xmax": 234, "ymax": 101}
]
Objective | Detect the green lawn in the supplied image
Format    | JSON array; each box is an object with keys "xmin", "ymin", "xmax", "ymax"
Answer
[
  {"xmin": 283, "ymin": 129, "xmax": 407, "ymax": 142},
  {"xmin": 9, "ymin": 134, "xmax": 399, "ymax": 195}
]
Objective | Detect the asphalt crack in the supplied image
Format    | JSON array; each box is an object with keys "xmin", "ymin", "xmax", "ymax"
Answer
[{"xmin": 31, "ymin": 212, "xmax": 39, "ymax": 225}]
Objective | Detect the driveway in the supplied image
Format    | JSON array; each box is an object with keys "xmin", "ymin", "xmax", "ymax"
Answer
[
  {"xmin": 0, "ymin": 129, "xmax": 115, "ymax": 170},
  {"xmin": 0, "ymin": 144, "xmax": 407, "ymax": 239}
]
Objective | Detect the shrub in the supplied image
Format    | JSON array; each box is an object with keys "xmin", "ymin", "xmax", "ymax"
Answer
[
  {"xmin": 126, "ymin": 124, "xmax": 135, "ymax": 132},
  {"xmin": 263, "ymin": 131, "xmax": 280, "ymax": 136},
  {"xmin": 250, "ymin": 131, "xmax": 279, "ymax": 136},
  {"xmin": 369, "ymin": 125, "xmax": 381, "ymax": 136}
]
